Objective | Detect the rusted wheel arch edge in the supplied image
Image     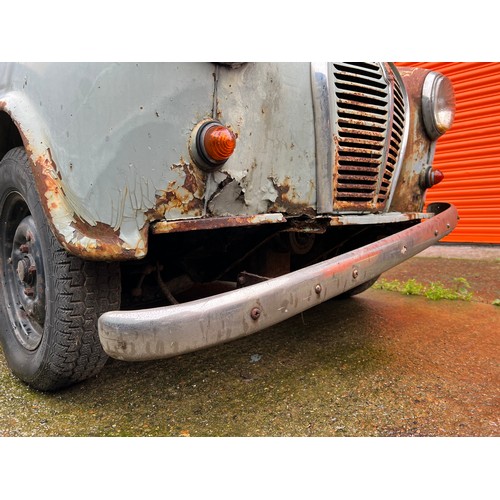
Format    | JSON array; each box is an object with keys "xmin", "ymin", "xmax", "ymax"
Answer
[{"xmin": 0, "ymin": 100, "xmax": 148, "ymax": 261}]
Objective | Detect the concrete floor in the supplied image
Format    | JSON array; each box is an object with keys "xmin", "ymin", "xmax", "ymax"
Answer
[
  {"xmin": 1, "ymin": 244, "xmax": 498, "ymax": 496},
  {"xmin": 419, "ymin": 243, "xmax": 500, "ymax": 260},
  {"xmin": 0, "ymin": 248, "xmax": 498, "ymax": 438}
]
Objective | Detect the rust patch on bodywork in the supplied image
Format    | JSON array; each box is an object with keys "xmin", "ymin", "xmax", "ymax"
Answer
[
  {"xmin": 0, "ymin": 101, "xmax": 148, "ymax": 260},
  {"xmin": 269, "ymin": 176, "xmax": 316, "ymax": 217},
  {"xmin": 151, "ymin": 213, "xmax": 286, "ymax": 234},
  {"xmin": 30, "ymin": 148, "xmax": 147, "ymax": 260},
  {"xmin": 147, "ymin": 161, "xmax": 206, "ymax": 220},
  {"xmin": 328, "ymin": 211, "xmax": 430, "ymax": 227},
  {"xmin": 390, "ymin": 67, "xmax": 433, "ymax": 213},
  {"xmin": 31, "ymin": 155, "xmax": 208, "ymax": 260}
]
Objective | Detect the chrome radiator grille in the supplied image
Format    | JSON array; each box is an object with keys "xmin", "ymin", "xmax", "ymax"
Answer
[{"xmin": 312, "ymin": 62, "xmax": 408, "ymax": 214}]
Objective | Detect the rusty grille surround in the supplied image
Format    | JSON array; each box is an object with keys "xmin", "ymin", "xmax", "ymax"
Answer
[{"xmin": 331, "ymin": 62, "xmax": 407, "ymax": 212}]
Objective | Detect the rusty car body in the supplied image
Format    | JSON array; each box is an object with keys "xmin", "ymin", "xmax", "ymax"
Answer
[{"xmin": 0, "ymin": 62, "xmax": 457, "ymax": 390}]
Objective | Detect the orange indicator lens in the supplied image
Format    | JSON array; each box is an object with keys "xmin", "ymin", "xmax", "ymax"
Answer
[{"xmin": 203, "ymin": 125, "xmax": 236, "ymax": 162}]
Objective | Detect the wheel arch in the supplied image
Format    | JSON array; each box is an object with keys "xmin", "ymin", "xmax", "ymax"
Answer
[
  {"xmin": 0, "ymin": 99, "xmax": 149, "ymax": 262},
  {"xmin": 0, "ymin": 110, "xmax": 23, "ymax": 160}
]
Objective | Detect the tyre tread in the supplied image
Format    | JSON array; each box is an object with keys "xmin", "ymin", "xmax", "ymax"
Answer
[{"xmin": 0, "ymin": 147, "xmax": 121, "ymax": 391}]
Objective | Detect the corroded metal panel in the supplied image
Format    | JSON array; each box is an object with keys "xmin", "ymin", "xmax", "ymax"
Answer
[
  {"xmin": 99, "ymin": 203, "xmax": 458, "ymax": 361},
  {"xmin": 151, "ymin": 213, "xmax": 286, "ymax": 234},
  {"xmin": 313, "ymin": 62, "xmax": 409, "ymax": 214},
  {"xmin": 211, "ymin": 63, "xmax": 317, "ymax": 217},
  {"xmin": 0, "ymin": 62, "xmax": 440, "ymax": 260},
  {"xmin": 0, "ymin": 62, "xmax": 215, "ymax": 259},
  {"xmin": 390, "ymin": 66, "xmax": 435, "ymax": 214}
]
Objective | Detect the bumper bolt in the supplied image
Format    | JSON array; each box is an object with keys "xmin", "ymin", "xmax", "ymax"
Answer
[
  {"xmin": 352, "ymin": 269, "xmax": 359, "ymax": 279},
  {"xmin": 250, "ymin": 307, "xmax": 261, "ymax": 320},
  {"xmin": 315, "ymin": 284, "xmax": 322, "ymax": 294}
]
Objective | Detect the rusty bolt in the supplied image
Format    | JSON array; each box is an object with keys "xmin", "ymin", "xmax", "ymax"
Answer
[
  {"xmin": 401, "ymin": 245, "xmax": 407, "ymax": 255},
  {"xmin": 352, "ymin": 269, "xmax": 359, "ymax": 279},
  {"xmin": 250, "ymin": 307, "xmax": 261, "ymax": 320},
  {"xmin": 314, "ymin": 284, "xmax": 322, "ymax": 294},
  {"xmin": 434, "ymin": 229, "xmax": 439, "ymax": 236}
]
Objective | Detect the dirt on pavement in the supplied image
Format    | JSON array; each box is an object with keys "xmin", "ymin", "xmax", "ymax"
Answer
[{"xmin": 0, "ymin": 249, "xmax": 498, "ymax": 437}]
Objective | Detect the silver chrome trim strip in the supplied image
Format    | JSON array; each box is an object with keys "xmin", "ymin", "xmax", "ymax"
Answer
[
  {"xmin": 385, "ymin": 63, "xmax": 410, "ymax": 211},
  {"xmin": 99, "ymin": 203, "xmax": 458, "ymax": 362},
  {"xmin": 311, "ymin": 62, "xmax": 334, "ymax": 214},
  {"xmin": 377, "ymin": 62, "xmax": 395, "ymax": 199}
]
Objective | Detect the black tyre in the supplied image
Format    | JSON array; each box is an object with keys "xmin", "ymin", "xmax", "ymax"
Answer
[
  {"xmin": 0, "ymin": 147, "xmax": 121, "ymax": 391},
  {"xmin": 336, "ymin": 275, "xmax": 380, "ymax": 299}
]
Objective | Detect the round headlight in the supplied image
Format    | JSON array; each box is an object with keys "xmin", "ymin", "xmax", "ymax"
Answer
[{"xmin": 422, "ymin": 71, "xmax": 456, "ymax": 140}]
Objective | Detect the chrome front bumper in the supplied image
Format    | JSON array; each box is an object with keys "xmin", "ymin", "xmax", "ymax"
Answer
[{"xmin": 98, "ymin": 203, "xmax": 458, "ymax": 362}]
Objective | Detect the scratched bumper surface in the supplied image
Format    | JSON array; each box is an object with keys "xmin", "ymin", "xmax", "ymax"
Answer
[{"xmin": 98, "ymin": 203, "xmax": 458, "ymax": 361}]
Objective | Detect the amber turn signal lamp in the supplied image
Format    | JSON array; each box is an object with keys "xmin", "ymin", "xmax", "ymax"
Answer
[
  {"xmin": 190, "ymin": 120, "xmax": 237, "ymax": 171},
  {"xmin": 204, "ymin": 125, "xmax": 236, "ymax": 162}
]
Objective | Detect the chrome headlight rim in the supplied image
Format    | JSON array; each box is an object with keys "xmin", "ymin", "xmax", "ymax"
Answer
[{"xmin": 422, "ymin": 71, "xmax": 456, "ymax": 140}]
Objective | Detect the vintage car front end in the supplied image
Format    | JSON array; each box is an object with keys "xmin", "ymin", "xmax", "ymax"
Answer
[
  {"xmin": 96, "ymin": 62, "xmax": 458, "ymax": 361},
  {"xmin": 0, "ymin": 62, "xmax": 457, "ymax": 389}
]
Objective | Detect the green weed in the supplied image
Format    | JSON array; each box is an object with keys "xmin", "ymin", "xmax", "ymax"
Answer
[
  {"xmin": 401, "ymin": 279, "xmax": 426, "ymax": 296},
  {"xmin": 374, "ymin": 277, "xmax": 473, "ymax": 301}
]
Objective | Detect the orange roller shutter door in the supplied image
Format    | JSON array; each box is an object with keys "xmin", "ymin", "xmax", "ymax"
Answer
[{"xmin": 396, "ymin": 62, "xmax": 500, "ymax": 244}]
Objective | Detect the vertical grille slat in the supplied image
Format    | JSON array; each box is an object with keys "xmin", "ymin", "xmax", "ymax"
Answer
[{"xmin": 331, "ymin": 62, "xmax": 407, "ymax": 211}]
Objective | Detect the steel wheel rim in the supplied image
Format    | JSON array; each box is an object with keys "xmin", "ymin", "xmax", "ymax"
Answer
[{"xmin": 1, "ymin": 192, "xmax": 45, "ymax": 350}]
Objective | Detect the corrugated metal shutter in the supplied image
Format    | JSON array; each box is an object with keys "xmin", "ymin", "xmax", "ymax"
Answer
[{"xmin": 396, "ymin": 62, "xmax": 500, "ymax": 244}]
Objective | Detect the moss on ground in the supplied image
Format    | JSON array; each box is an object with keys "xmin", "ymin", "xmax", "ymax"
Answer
[{"xmin": 373, "ymin": 277, "xmax": 474, "ymax": 301}]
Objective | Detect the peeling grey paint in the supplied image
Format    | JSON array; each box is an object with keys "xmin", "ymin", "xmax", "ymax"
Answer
[
  {"xmin": 0, "ymin": 62, "xmax": 216, "ymax": 258},
  {"xmin": 208, "ymin": 166, "xmax": 280, "ymax": 216},
  {"xmin": 0, "ymin": 62, "xmax": 437, "ymax": 261},
  {"xmin": 215, "ymin": 63, "xmax": 317, "ymax": 214}
]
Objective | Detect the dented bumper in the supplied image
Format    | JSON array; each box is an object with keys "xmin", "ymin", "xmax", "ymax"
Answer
[{"xmin": 98, "ymin": 203, "xmax": 458, "ymax": 362}]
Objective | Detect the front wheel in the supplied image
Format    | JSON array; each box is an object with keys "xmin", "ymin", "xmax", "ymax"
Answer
[{"xmin": 0, "ymin": 148, "xmax": 121, "ymax": 391}]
